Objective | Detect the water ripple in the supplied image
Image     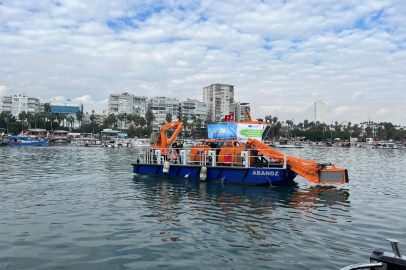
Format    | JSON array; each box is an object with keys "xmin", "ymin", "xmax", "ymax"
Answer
[{"xmin": 1, "ymin": 146, "xmax": 405, "ymax": 269}]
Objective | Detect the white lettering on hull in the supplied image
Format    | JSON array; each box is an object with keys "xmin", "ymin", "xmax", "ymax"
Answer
[{"xmin": 252, "ymin": 170, "xmax": 279, "ymax": 176}]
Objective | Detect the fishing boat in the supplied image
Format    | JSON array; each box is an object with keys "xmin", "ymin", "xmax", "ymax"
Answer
[
  {"xmin": 132, "ymin": 111, "xmax": 348, "ymax": 186},
  {"xmin": 9, "ymin": 136, "xmax": 48, "ymax": 146}
]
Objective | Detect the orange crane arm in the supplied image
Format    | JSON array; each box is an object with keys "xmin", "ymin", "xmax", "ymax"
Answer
[
  {"xmin": 245, "ymin": 108, "xmax": 252, "ymax": 122},
  {"xmin": 246, "ymin": 138, "xmax": 348, "ymax": 184},
  {"xmin": 152, "ymin": 121, "xmax": 183, "ymax": 153}
]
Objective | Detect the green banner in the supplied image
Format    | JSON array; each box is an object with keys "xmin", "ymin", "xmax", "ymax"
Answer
[{"xmin": 240, "ymin": 129, "xmax": 263, "ymax": 137}]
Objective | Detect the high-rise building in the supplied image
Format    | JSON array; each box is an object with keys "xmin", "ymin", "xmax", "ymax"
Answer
[
  {"xmin": 234, "ymin": 102, "xmax": 251, "ymax": 122},
  {"xmin": 314, "ymin": 101, "xmax": 326, "ymax": 124},
  {"xmin": 179, "ymin": 99, "xmax": 207, "ymax": 123},
  {"xmin": 203, "ymin": 83, "xmax": 234, "ymax": 122},
  {"xmin": 147, "ymin": 97, "xmax": 180, "ymax": 132},
  {"xmin": 1, "ymin": 94, "xmax": 41, "ymax": 118},
  {"xmin": 108, "ymin": 92, "xmax": 147, "ymax": 117}
]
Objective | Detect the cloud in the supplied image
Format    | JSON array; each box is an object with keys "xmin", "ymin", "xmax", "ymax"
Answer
[
  {"xmin": 74, "ymin": 95, "xmax": 108, "ymax": 113},
  {"xmin": 0, "ymin": 85, "xmax": 8, "ymax": 96},
  {"xmin": 376, "ymin": 108, "xmax": 391, "ymax": 115},
  {"xmin": 50, "ymin": 96, "xmax": 65, "ymax": 101},
  {"xmin": 0, "ymin": 0, "xmax": 406, "ymax": 125}
]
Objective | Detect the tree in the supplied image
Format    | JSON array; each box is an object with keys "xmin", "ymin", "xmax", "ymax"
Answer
[
  {"xmin": 48, "ymin": 112, "xmax": 56, "ymax": 130},
  {"xmin": 90, "ymin": 111, "xmax": 96, "ymax": 135},
  {"xmin": 265, "ymin": 115, "xmax": 272, "ymax": 124},
  {"xmin": 117, "ymin": 114, "xmax": 125, "ymax": 131},
  {"xmin": 145, "ymin": 110, "xmax": 155, "ymax": 126},
  {"xmin": 57, "ymin": 114, "xmax": 66, "ymax": 128},
  {"xmin": 43, "ymin": 103, "xmax": 51, "ymax": 113},
  {"xmin": 133, "ymin": 114, "xmax": 141, "ymax": 127},
  {"xmin": 32, "ymin": 113, "xmax": 41, "ymax": 128},
  {"xmin": 1, "ymin": 111, "xmax": 13, "ymax": 134},
  {"xmin": 165, "ymin": 113, "xmax": 172, "ymax": 124},
  {"xmin": 67, "ymin": 116, "xmax": 75, "ymax": 131},
  {"xmin": 18, "ymin": 111, "xmax": 27, "ymax": 132},
  {"xmin": 139, "ymin": 117, "xmax": 146, "ymax": 127},
  {"xmin": 76, "ymin": 110, "xmax": 84, "ymax": 127},
  {"xmin": 25, "ymin": 113, "xmax": 33, "ymax": 129},
  {"xmin": 304, "ymin": 119, "xmax": 309, "ymax": 129}
]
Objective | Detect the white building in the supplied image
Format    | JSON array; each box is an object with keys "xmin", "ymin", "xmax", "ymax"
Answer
[
  {"xmin": 234, "ymin": 102, "xmax": 251, "ymax": 122},
  {"xmin": 314, "ymin": 101, "xmax": 326, "ymax": 124},
  {"xmin": 203, "ymin": 83, "xmax": 234, "ymax": 122},
  {"xmin": 148, "ymin": 97, "xmax": 180, "ymax": 132},
  {"xmin": 1, "ymin": 94, "xmax": 41, "ymax": 118},
  {"xmin": 108, "ymin": 92, "xmax": 147, "ymax": 117},
  {"xmin": 179, "ymin": 99, "xmax": 207, "ymax": 122}
]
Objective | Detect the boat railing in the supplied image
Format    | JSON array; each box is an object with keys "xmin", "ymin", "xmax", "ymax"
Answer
[{"xmin": 139, "ymin": 147, "xmax": 286, "ymax": 169}]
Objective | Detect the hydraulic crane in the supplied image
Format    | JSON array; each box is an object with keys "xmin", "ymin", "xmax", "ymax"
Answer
[
  {"xmin": 246, "ymin": 138, "xmax": 348, "ymax": 184},
  {"xmin": 151, "ymin": 121, "xmax": 183, "ymax": 155}
]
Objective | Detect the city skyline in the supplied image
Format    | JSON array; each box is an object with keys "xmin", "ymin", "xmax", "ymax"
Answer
[{"xmin": 0, "ymin": 1, "xmax": 405, "ymax": 125}]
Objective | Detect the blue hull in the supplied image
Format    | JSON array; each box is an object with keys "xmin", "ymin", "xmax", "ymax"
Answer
[
  {"xmin": 132, "ymin": 164, "xmax": 297, "ymax": 185},
  {"xmin": 9, "ymin": 141, "xmax": 48, "ymax": 146}
]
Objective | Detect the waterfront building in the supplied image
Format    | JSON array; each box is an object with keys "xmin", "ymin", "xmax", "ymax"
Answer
[
  {"xmin": 234, "ymin": 102, "xmax": 251, "ymax": 122},
  {"xmin": 203, "ymin": 83, "xmax": 235, "ymax": 122},
  {"xmin": 50, "ymin": 99, "xmax": 83, "ymax": 116},
  {"xmin": 314, "ymin": 101, "xmax": 326, "ymax": 124},
  {"xmin": 147, "ymin": 97, "xmax": 180, "ymax": 132},
  {"xmin": 179, "ymin": 99, "xmax": 207, "ymax": 122},
  {"xmin": 1, "ymin": 94, "xmax": 41, "ymax": 118},
  {"xmin": 108, "ymin": 92, "xmax": 147, "ymax": 117}
]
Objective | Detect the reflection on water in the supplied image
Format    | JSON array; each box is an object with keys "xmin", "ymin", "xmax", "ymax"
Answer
[{"xmin": 0, "ymin": 146, "xmax": 405, "ymax": 269}]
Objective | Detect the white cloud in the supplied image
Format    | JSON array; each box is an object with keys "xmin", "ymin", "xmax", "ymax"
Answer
[
  {"xmin": 0, "ymin": 0, "xmax": 406, "ymax": 125},
  {"xmin": 376, "ymin": 108, "xmax": 391, "ymax": 115},
  {"xmin": 50, "ymin": 96, "xmax": 65, "ymax": 101},
  {"xmin": 0, "ymin": 85, "xmax": 8, "ymax": 96}
]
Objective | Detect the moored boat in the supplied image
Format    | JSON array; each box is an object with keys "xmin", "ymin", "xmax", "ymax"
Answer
[
  {"xmin": 52, "ymin": 130, "xmax": 69, "ymax": 143},
  {"xmin": 9, "ymin": 136, "xmax": 48, "ymax": 146}
]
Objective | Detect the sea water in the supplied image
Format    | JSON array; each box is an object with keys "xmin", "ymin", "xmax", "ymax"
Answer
[{"xmin": 0, "ymin": 146, "xmax": 405, "ymax": 269}]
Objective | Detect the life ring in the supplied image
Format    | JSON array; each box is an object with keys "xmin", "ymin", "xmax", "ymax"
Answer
[{"xmin": 168, "ymin": 149, "xmax": 178, "ymax": 160}]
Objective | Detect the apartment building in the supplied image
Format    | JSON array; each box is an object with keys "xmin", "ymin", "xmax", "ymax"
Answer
[
  {"xmin": 148, "ymin": 97, "xmax": 180, "ymax": 132},
  {"xmin": 179, "ymin": 99, "xmax": 207, "ymax": 123},
  {"xmin": 1, "ymin": 94, "xmax": 41, "ymax": 118},
  {"xmin": 234, "ymin": 102, "xmax": 251, "ymax": 122},
  {"xmin": 203, "ymin": 83, "xmax": 234, "ymax": 122},
  {"xmin": 108, "ymin": 92, "xmax": 147, "ymax": 117}
]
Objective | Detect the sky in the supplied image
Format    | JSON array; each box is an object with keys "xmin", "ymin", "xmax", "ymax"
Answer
[{"xmin": 0, "ymin": 0, "xmax": 405, "ymax": 126}]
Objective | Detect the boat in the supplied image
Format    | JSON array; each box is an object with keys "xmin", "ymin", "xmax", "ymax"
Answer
[
  {"xmin": 132, "ymin": 118, "xmax": 348, "ymax": 186},
  {"xmin": 9, "ymin": 136, "xmax": 48, "ymax": 146},
  {"xmin": 52, "ymin": 130, "xmax": 69, "ymax": 143},
  {"xmin": 341, "ymin": 239, "xmax": 406, "ymax": 270},
  {"xmin": 341, "ymin": 142, "xmax": 351, "ymax": 148},
  {"xmin": 131, "ymin": 139, "xmax": 150, "ymax": 148},
  {"xmin": 273, "ymin": 139, "xmax": 304, "ymax": 148},
  {"xmin": 104, "ymin": 140, "xmax": 124, "ymax": 148},
  {"xmin": 374, "ymin": 141, "xmax": 398, "ymax": 149}
]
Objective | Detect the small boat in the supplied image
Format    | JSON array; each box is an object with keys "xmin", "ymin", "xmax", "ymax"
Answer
[
  {"xmin": 274, "ymin": 139, "xmax": 304, "ymax": 148},
  {"xmin": 9, "ymin": 136, "xmax": 48, "ymax": 146},
  {"xmin": 131, "ymin": 139, "xmax": 150, "ymax": 148},
  {"xmin": 104, "ymin": 140, "xmax": 123, "ymax": 148},
  {"xmin": 374, "ymin": 141, "xmax": 398, "ymax": 149}
]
